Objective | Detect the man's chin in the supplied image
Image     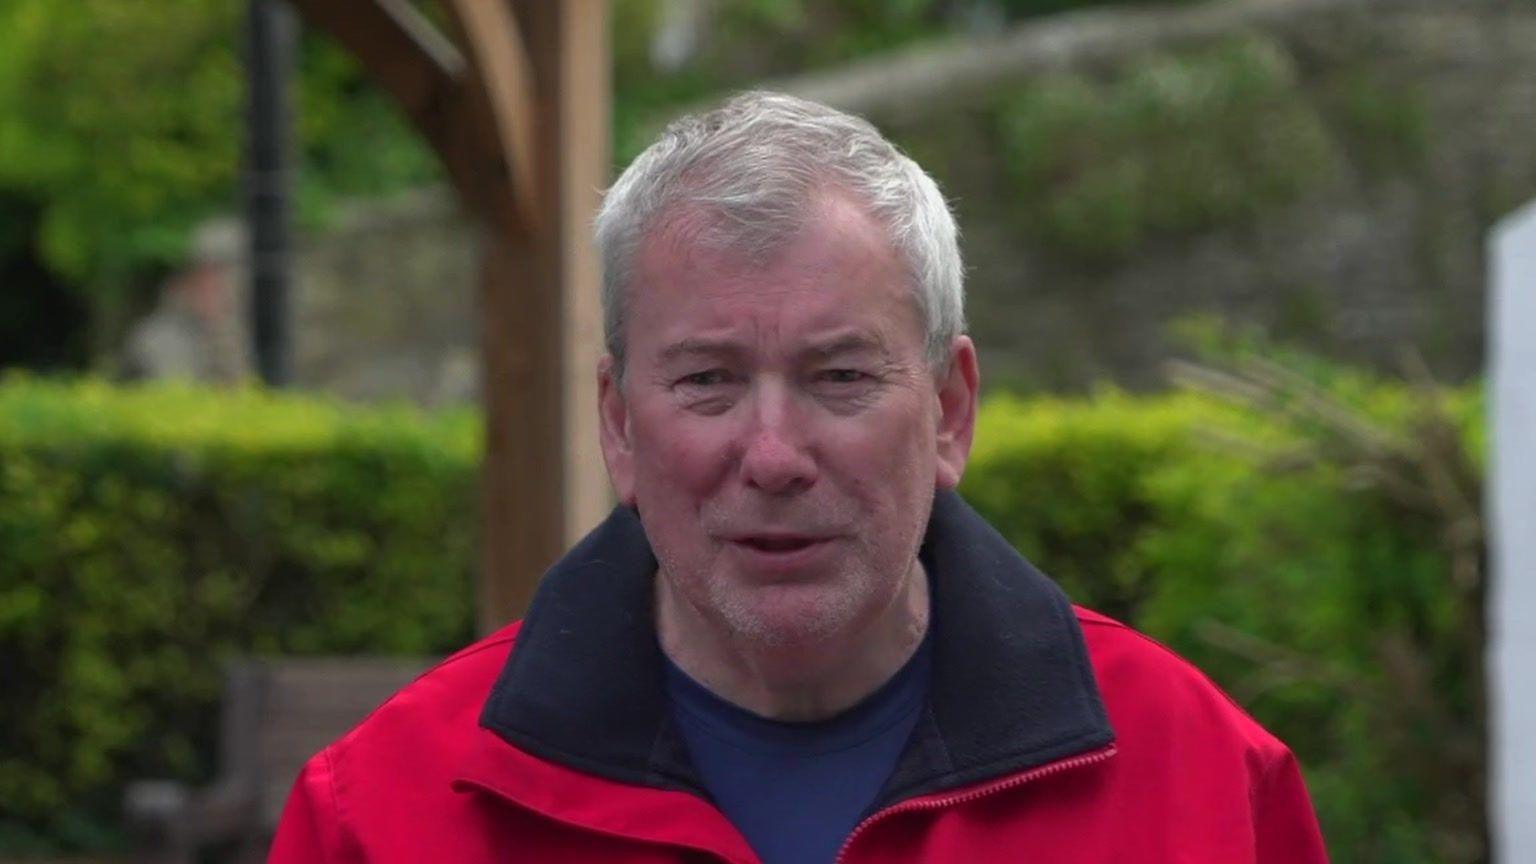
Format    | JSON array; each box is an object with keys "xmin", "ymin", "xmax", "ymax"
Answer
[{"xmin": 712, "ymin": 581, "xmax": 865, "ymax": 649}]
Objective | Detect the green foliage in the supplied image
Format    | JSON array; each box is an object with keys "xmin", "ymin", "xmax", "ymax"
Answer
[
  {"xmin": 0, "ymin": 0, "xmax": 440, "ymax": 304},
  {"xmin": 963, "ymin": 390, "xmax": 1216, "ymax": 622},
  {"xmin": 995, "ymin": 37, "xmax": 1338, "ymax": 261},
  {"xmin": 610, "ymin": 0, "xmax": 1204, "ymax": 164},
  {"xmin": 707, "ymin": 0, "xmax": 941, "ymax": 68},
  {"xmin": 1319, "ymin": 69, "xmax": 1430, "ymax": 179},
  {"xmin": 293, "ymin": 37, "xmax": 443, "ymax": 228},
  {"xmin": 0, "ymin": 377, "xmax": 478, "ymax": 852},
  {"xmin": 610, "ymin": 0, "xmax": 955, "ymax": 162},
  {"xmin": 964, "ymin": 365, "xmax": 1485, "ymax": 863},
  {"xmin": 644, "ymin": 0, "xmax": 1201, "ymax": 84},
  {"xmin": 1, "ymin": 364, "xmax": 1484, "ymax": 860},
  {"xmin": 995, "ymin": 0, "xmax": 1200, "ymax": 14},
  {"xmin": 0, "ymin": 0, "xmax": 244, "ymax": 290}
]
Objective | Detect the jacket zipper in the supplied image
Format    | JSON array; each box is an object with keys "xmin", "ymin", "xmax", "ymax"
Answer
[{"xmin": 833, "ymin": 744, "xmax": 1118, "ymax": 864}]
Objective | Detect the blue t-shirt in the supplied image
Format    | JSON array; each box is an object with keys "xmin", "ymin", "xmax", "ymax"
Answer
[{"xmin": 663, "ymin": 638, "xmax": 931, "ymax": 864}]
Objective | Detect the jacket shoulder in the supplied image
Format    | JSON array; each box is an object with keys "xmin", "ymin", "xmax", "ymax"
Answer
[
  {"xmin": 270, "ymin": 623, "xmax": 525, "ymax": 860},
  {"xmin": 1069, "ymin": 608, "xmax": 1328, "ymax": 862},
  {"xmin": 1071, "ymin": 606, "xmax": 1292, "ymax": 761},
  {"xmin": 328, "ymin": 621, "xmax": 522, "ymax": 754}
]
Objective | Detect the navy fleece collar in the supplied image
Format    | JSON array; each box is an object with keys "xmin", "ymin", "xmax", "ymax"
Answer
[{"xmin": 479, "ymin": 490, "xmax": 1114, "ymax": 803}]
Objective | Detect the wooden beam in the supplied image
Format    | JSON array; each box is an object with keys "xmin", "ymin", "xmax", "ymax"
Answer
[
  {"xmin": 476, "ymin": 0, "xmax": 611, "ymax": 632},
  {"xmin": 443, "ymin": 0, "xmax": 541, "ymax": 235}
]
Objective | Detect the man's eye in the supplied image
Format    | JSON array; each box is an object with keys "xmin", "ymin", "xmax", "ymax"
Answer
[
  {"xmin": 819, "ymin": 369, "xmax": 866, "ymax": 384},
  {"xmin": 678, "ymin": 370, "xmax": 729, "ymax": 387}
]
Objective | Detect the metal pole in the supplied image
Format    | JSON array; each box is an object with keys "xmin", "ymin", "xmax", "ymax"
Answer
[{"xmin": 246, "ymin": 0, "xmax": 295, "ymax": 386}]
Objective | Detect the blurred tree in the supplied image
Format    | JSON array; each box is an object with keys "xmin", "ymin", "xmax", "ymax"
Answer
[
  {"xmin": 0, "ymin": 0, "xmax": 243, "ymax": 359},
  {"xmin": 0, "ymin": 200, "xmax": 89, "ymax": 370},
  {"xmin": 0, "ymin": 0, "xmax": 439, "ymax": 368}
]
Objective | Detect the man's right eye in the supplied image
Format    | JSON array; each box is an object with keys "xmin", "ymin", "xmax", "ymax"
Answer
[{"xmin": 678, "ymin": 370, "xmax": 729, "ymax": 387}]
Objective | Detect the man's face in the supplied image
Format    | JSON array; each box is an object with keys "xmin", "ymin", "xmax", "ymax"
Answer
[{"xmin": 598, "ymin": 191, "xmax": 978, "ymax": 648}]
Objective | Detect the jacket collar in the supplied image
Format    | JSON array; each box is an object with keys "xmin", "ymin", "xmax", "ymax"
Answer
[{"xmin": 477, "ymin": 489, "xmax": 1114, "ymax": 806}]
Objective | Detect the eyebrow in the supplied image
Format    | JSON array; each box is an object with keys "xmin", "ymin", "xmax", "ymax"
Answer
[
  {"xmin": 654, "ymin": 331, "xmax": 891, "ymax": 366},
  {"xmin": 803, "ymin": 332, "xmax": 889, "ymax": 362},
  {"xmin": 656, "ymin": 338, "xmax": 747, "ymax": 366}
]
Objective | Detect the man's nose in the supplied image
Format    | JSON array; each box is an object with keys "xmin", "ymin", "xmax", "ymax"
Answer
[{"xmin": 738, "ymin": 385, "xmax": 817, "ymax": 495}]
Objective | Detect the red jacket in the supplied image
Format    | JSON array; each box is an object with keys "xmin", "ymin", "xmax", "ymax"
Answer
[{"xmin": 269, "ymin": 493, "xmax": 1329, "ymax": 863}]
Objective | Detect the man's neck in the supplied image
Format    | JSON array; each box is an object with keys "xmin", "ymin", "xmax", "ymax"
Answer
[{"xmin": 655, "ymin": 562, "xmax": 931, "ymax": 722}]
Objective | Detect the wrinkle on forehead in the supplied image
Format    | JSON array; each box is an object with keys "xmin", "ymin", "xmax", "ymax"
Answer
[
  {"xmin": 641, "ymin": 185, "xmax": 904, "ymax": 282},
  {"xmin": 644, "ymin": 201, "xmax": 797, "ymax": 279}
]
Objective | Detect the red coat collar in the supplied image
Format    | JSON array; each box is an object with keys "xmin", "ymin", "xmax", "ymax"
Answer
[{"xmin": 470, "ymin": 491, "xmax": 1113, "ymax": 813}]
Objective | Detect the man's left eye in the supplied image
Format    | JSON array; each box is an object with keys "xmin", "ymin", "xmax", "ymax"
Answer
[{"xmin": 819, "ymin": 369, "xmax": 866, "ymax": 384}]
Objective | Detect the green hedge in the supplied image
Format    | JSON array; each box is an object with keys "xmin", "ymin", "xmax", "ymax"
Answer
[
  {"xmin": 963, "ymin": 379, "xmax": 1484, "ymax": 864},
  {"xmin": 0, "ymin": 377, "xmax": 480, "ymax": 853},
  {"xmin": 0, "ymin": 373, "xmax": 1484, "ymax": 862}
]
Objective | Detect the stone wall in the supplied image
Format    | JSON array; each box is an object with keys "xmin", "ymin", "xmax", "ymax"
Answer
[
  {"xmin": 121, "ymin": 191, "xmax": 483, "ymax": 407},
  {"xmin": 808, "ymin": 0, "xmax": 1535, "ymax": 390},
  {"xmin": 290, "ymin": 189, "xmax": 480, "ymax": 406}
]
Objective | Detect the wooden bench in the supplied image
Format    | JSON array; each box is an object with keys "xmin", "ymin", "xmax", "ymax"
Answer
[{"xmin": 124, "ymin": 657, "xmax": 434, "ymax": 864}]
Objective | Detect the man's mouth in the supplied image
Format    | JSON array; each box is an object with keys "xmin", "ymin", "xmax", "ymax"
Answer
[
  {"xmin": 737, "ymin": 536, "xmax": 822, "ymax": 553},
  {"xmin": 722, "ymin": 531, "xmax": 840, "ymax": 561}
]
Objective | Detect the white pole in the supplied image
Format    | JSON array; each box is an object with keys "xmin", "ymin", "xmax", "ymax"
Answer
[{"xmin": 1490, "ymin": 199, "xmax": 1536, "ymax": 863}]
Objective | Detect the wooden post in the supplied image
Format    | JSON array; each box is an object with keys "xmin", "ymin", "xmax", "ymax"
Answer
[
  {"xmin": 552, "ymin": 1, "xmax": 613, "ymax": 557},
  {"xmin": 474, "ymin": 0, "xmax": 610, "ymax": 633},
  {"xmin": 288, "ymin": 0, "xmax": 611, "ymax": 633}
]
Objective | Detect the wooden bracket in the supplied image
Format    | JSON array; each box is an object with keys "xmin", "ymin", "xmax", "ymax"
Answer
[{"xmin": 443, "ymin": 0, "xmax": 542, "ymax": 237}]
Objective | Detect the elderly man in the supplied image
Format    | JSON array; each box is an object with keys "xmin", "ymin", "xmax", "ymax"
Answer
[{"xmin": 270, "ymin": 92, "xmax": 1329, "ymax": 863}]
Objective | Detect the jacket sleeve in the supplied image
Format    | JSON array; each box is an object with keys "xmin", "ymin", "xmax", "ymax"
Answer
[
  {"xmin": 268, "ymin": 751, "xmax": 356, "ymax": 864},
  {"xmin": 1254, "ymin": 746, "xmax": 1331, "ymax": 864}
]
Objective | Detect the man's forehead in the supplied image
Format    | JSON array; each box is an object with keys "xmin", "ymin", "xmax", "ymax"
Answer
[{"xmin": 639, "ymin": 187, "xmax": 890, "ymax": 271}]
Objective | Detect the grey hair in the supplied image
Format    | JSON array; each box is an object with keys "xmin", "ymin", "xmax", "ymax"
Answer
[{"xmin": 593, "ymin": 90, "xmax": 964, "ymax": 376}]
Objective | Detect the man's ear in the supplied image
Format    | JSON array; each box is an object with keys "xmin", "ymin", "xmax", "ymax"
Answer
[
  {"xmin": 597, "ymin": 355, "xmax": 637, "ymax": 506},
  {"xmin": 934, "ymin": 336, "xmax": 980, "ymax": 491}
]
